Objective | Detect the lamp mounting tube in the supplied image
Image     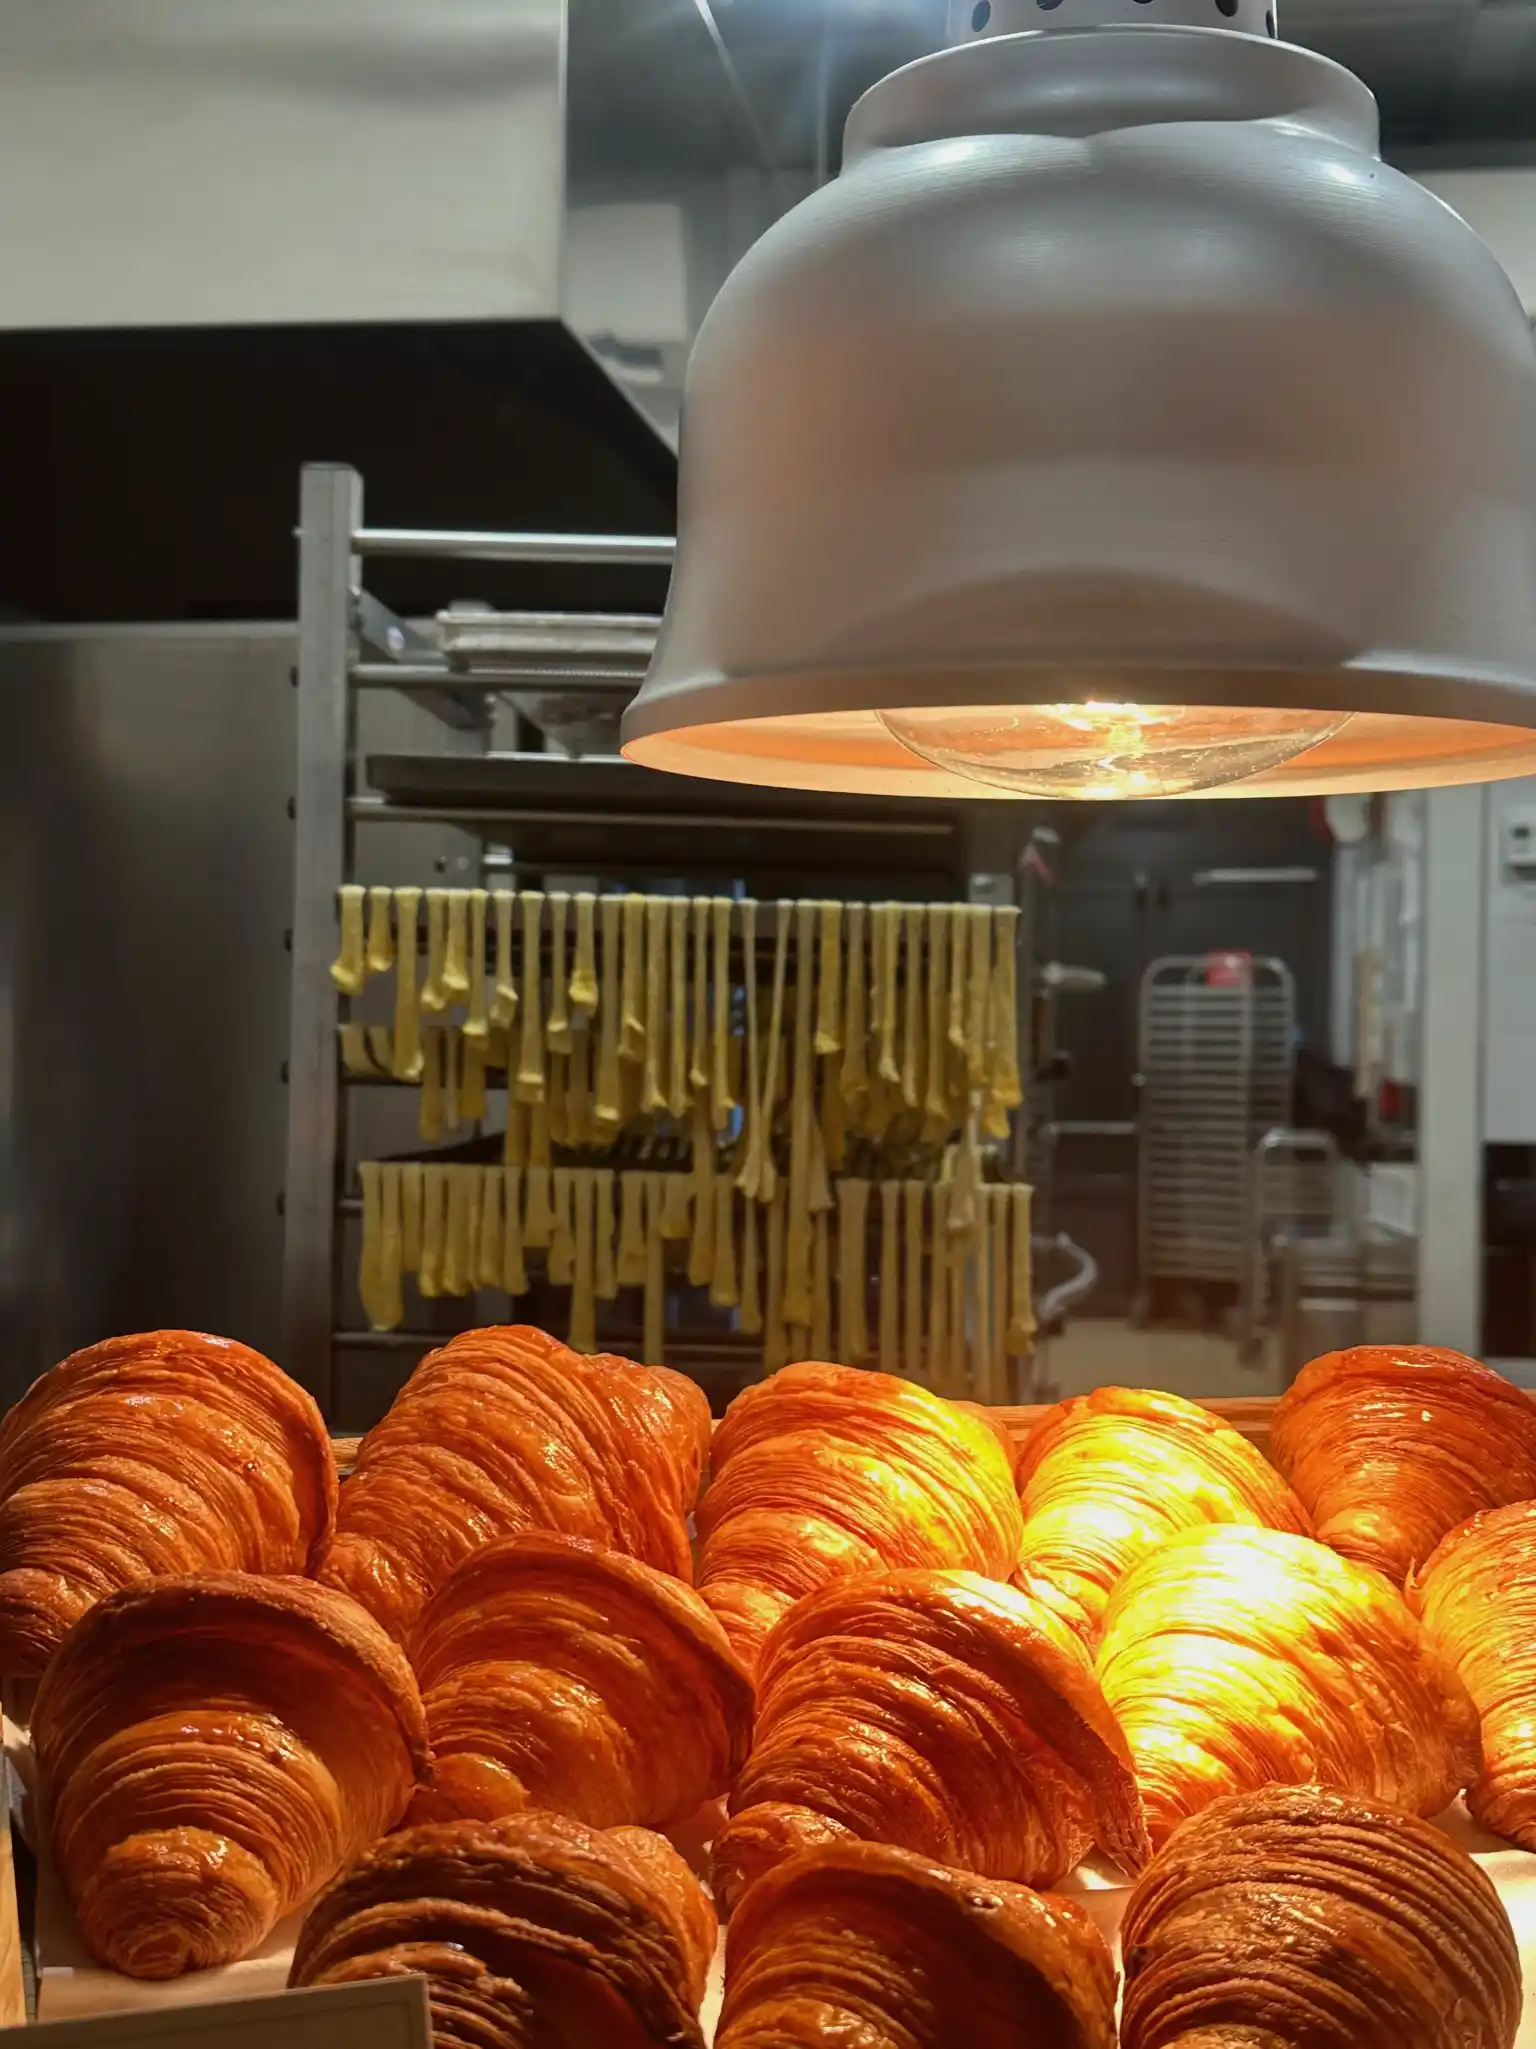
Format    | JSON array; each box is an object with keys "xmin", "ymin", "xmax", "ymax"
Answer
[{"xmin": 948, "ymin": 0, "xmax": 1275, "ymax": 37}]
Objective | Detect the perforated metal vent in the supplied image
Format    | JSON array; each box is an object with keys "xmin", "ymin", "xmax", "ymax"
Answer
[{"xmin": 948, "ymin": 0, "xmax": 1276, "ymax": 39}]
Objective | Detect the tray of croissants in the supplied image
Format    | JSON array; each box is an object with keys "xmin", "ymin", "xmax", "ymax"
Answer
[{"xmin": 4, "ymin": 1330, "xmax": 1536, "ymax": 2044}]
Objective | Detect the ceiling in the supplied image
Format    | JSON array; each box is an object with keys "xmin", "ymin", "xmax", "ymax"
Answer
[{"xmin": 577, "ymin": 0, "xmax": 1536, "ymax": 176}]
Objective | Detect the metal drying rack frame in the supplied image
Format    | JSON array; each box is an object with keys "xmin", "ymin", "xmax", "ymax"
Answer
[{"xmin": 281, "ymin": 462, "xmax": 1041, "ymax": 1419}]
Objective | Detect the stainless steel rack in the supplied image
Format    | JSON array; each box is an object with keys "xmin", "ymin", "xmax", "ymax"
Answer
[{"xmin": 280, "ymin": 462, "xmax": 1034, "ymax": 1416}]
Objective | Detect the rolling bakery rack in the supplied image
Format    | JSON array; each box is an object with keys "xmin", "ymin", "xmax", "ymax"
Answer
[{"xmin": 280, "ymin": 464, "xmax": 1065, "ymax": 1421}]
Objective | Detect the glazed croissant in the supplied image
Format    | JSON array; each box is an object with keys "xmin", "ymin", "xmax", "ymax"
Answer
[
  {"xmin": 1095, "ymin": 1525, "xmax": 1478, "ymax": 1848},
  {"xmin": 1014, "ymin": 1386, "xmax": 1311, "ymax": 1641},
  {"xmin": 32, "ymin": 1573, "xmax": 430, "ymax": 1978},
  {"xmin": 408, "ymin": 1531, "xmax": 754, "ymax": 1831},
  {"xmin": 1413, "ymin": 1500, "xmax": 1536, "ymax": 1850},
  {"xmin": 290, "ymin": 1811, "xmax": 715, "ymax": 2049},
  {"xmin": 1120, "ymin": 1785, "xmax": 1521, "ymax": 2049},
  {"xmin": 1271, "ymin": 1344, "xmax": 1536, "ymax": 1583},
  {"xmin": 696, "ymin": 1361, "xmax": 1024, "ymax": 1670},
  {"xmin": 319, "ymin": 1325, "xmax": 711, "ymax": 1641},
  {"xmin": 0, "ymin": 1330, "xmax": 336, "ymax": 1677},
  {"xmin": 713, "ymin": 1568, "xmax": 1149, "ymax": 1913},
  {"xmin": 716, "ymin": 1839, "xmax": 1118, "ymax": 2049}
]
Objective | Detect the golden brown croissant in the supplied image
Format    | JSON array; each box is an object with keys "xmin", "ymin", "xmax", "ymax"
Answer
[
  {"xmin": 696, "ymin": 1361, "xmax": 1024, "ymax": 1670},
  {"xmin": 32, "ymin": 1573, "xmax": 430, "ymax": 1978},
  {"xmin": 319, "ymin": 1324, "xmax": 711, "ymax": 1641},
  {"xmin": 408, "ymin": 1531, "xmax": 753, "ymax": 1830},
  {"xmin": 1014, "ymin": 1387, "xmax": 1311, "ymax": 1642},
  {"xmin": 1271, "ymin": 1344, "xmax": 1536, "ymax": 1583},
  {"xmin": 0, "ymin": 1330, "xmax": 336, "ymax": 1678},
  {"xmin": 1095, "ymin": 1526, "xmax": 1478, "ymax": 1848},
  {"xmin": 1120, "ymin": 1785, "xmax": 1521, "ymax": 2049},
  {"xmin": 714, "ymin": 1568, "xmax": 1149, "ymax": 1913},
  {"xmin": 1412, "ymin": 1499, "xmax": 1536, "ymax": 1850},
  {"xmin": 716, "ymin": 1839, "xmax": 1118, "ymax": 2049},
  {"xmin": 290, "ymin": 1811, "xmax": 715, "ymax": 2049}
]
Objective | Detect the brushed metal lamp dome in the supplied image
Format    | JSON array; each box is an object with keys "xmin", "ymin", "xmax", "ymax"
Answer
[{"xmin": 622, "ymin": 0, "xmax": 1536, "ymax": 800}]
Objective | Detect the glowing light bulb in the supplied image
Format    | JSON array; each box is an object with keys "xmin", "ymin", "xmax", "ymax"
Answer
[{"xmin": 876, "ymin": 702, "xmax": 1352, "ymax": 799}]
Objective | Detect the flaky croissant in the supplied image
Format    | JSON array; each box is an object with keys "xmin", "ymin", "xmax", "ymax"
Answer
[
  {"xmin": 290, "ymin": 1811, "xmax": 715, "ymax": 2049},
  {"xmin": 696, "ymin": 1362, "xmax": 1023, "ymax": 1671},
  {"xmin": 1014, "ymin": 1386, "xmax": 1310, "ymax": 1641},
  {"xmin": 32, "ymin": 1573, "xmax": 430, "ymax": 1978},
  {"xmin": 319, "ymin": 1325, "xmax": 710, "ymax": 1641},
  {"xmin": 1271, "ymin": 1344, "xmax": 1536, "ymax": 1583},
  {"xmin": 713, "ymin": 1569, "xmax": 1149, "ymax": 1913},
  {"xmin": 1120, "ymin": 1785, "xmax": 1521, "ymax": 2049},
  {"xmin": 408, "ymin": 1532, "xmax": 754, "ymax": 1831},
  {"xmin": 716, "ymin": 1840, "xmax": 1118, "ymax": 2049},
  {"xmin": 0, "ymin": 1330, "xmax": 336, "ymax": 1677},
  {"xmin": 1413, "ymin": 1500, "xmax": 1536, "ymax": 1850},
  {"xmin": 1095, "ymin": 1526, "xmax": 1478, "ymax": 1848}
]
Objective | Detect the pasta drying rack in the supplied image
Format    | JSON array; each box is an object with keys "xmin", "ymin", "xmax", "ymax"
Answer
[{"xmin": 281, "ymin": 464, "xmax": 1057, "ymax": 1421}]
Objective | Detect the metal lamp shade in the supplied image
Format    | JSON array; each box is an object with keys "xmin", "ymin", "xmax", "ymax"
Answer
[{"xmin": 622, "ymin": 23, "xmax": 1536, "ymax": 800}]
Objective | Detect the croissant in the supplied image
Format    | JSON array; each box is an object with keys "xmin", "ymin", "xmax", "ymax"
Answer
[
  {"xmin": 1095, "ymin": 1526, "xmax": 1478, "ymax": 1848},
  {"xmin": 1014, "ymin": 1386, "xmax": 1311, "ymax": 1641},
  {"xmin": 1271, "ymin": 1344, "xmax": 1536, "ymax": 1583},
  {"xmin": 290, "ymin": 1811, "xmax": 715, "ymax": 2049},
  {"xmin": 716, "ymin": 1839, "xmax": 1118, "ymax": 2049},
  {"xmin": 696, "ymin": 1361, "xmax": 1023, "ymax": 1670},
  {"xmin": 32, "ymin": 1573, "xmax": 430, "ymax": 1978},
  {"xmin": 0, "ymin": 1329, "xmax": 336, "ymax": 1677},
  {"xmin": 408, "ymin": 1531, "xmax": 754, "ymax": 1830},
  {"xmin": 1412, "ymin": 1499, "xmax": 1536, "ymax": 1850},
  {"xmin": 318, "ymin": 1324, "xmax": 711, "ymax": 1641},
  {"xmin": 1120, "ymin": 1784, "xmax": 1521, "ymax": 2049},
  {"xmin": 713, "ymin": 1568, "xmax": 1149, "ymax": 1913}
]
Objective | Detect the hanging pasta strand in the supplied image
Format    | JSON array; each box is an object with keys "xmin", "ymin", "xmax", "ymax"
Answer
[
  {"xmin": 503, "ymin": 1098, "xmax": 528, "ymax": 1169},
  {"xmin": 546, "ymin": 893, "xmax": 573, "ymax": 1057},
  {"xmin": 711, "ymin": 897, "xmax": 737, "ymax": 1131},
  {"xmin": 463, "ymin": 889, "xmax": 490, "ymax": 1041},
  {"xmin": 740, "ymin": 1197, "xmax": 763, "ymax": 1337},
  {"xmin": 419, "ymin": 1167, "xmax": 447, "ymax": 1300},
  {"xmin": 688, "ymin": 896, "xmax": 711, "ymax": 1094},
  {"xmin": 365, "ymin": 888, "xmax": 395, "ymax": 977},
  {"xmin": 711, "ymin": 1176, "xmax": 740, "ymax": 1311},
  {"xmin": 570, "ymin": 1169, "xmax": 598, "ymax": 1353},
  {"xmin": 643, "ymin": 1172, "xmax": 668, "ymax": 1365},
  {"xmin": 965, "ymin": 905, "xmax": 992, "ymax": 1089},
  {"xmin": 836, "ymin": 1177, "xmax": 871, "ymax": 1365},
  {"xmin": 783, "ymin": 901, "xmax": 818, "ymax": 1327},
  {"xmin": 809, "ymin": 1211, "xmax": 832, "ymax": 1362},
  {"xmin": 985, "ymin": 904, "xmax": 1025, "ymax": 1139},
  {"xmin": 443, "ymin": 1166, "xmax": 479, "ymax": 1297},
  {"xmin": 475, "ymin": 1167, "xmax": 504, "ymax": 1291},
  {"xmin": 688, "ymin": 1103, "xmax": 717, "ymax": 1288},
  {"xmin": 523, "ymin": 1166, "xmax": 556, "ymax": 1253},
  {"xmin": 755, "ymin": 901, "xmax": 793, "ymax": 1204},
  {"xmin": 643, "ymin": 896, "xmax": 670, "ymax": 1114},
  {"xmin": 735, "ymin": 898, "xmax": 763, "ymax": 1193},
  {"xmin": 443, "ymin": 890, "xmax": 472, "ymax": 1005},
  {"xmin": 660, "ymin": 1175, "xmax": 693, "ymax": 1243},
  {"xmin": 594, "ymin": 1168, "xmax": 618, "ymax": 1301},
  {"xmin": 358, "ymin": 1162, "xmax": 387, "ymax": 1329},
  {"xmin": 421, "ymin": 889, "xmax": 450, "ymax": 1013},
  {"xmin": 570, "ymin": 892, "xmax": 599, "ymax": 1019},
  {"xmin": 419, "ymin": 1028, "xmax": 444, "ymax": 1144},
  {"xmin": 594, "ymin": 896, "xmax": 623, "ymax": 1129},
  {"xmin": 620, "ymin": 892, "xmax": 647, "ymax": 1065},
  {"xmin": 1007, "ymin": 1183, "xmax": 1036, "ymax": 1355},
  {"xmin": 878, "ymin": 1181, "xmax": 901, "ymax": 1375},
  {"xmin": 904, "ymin": 1180, "xmax": 926, "ymax": 1385},
  {"xmin": 338, "ymin": 1024, "xmax": 378, "ymax": 1078},
  {"xmin": 663, "ymin": 896, "xmax": 690, "ymax": 1118},
  {"xmin": 441, "ymin": 1030, "xmax": 462, "ymax": 1136},
  {"xmin": 516, "ymin": 892, "xmax": 547, "ymax": 1102},
  {"xmin": 616, "ymin": 1172, "xmax": 648, "ymax": 1287},
  {"xmin": 330, "ymin": 886, "xmax": 367, "ymax": 994},
  {"xmin": 459, "ymin": 1033, "xmax": 488, "ymax": 1125},
  {"xmin": 814, "ymin": 902, "xmax": 843, "ymax": 1056},
  {"xmin": 764, "ymin": 1186, "xmax": 789, "ymax": 1373},
  {"xmin": 875, "ymin": 902, "xmax": 901, "ymax": 1086},
  {"xmin": 501, "ymin": 1166, "xmax": 528, "ymax": 1297},
  {"xmin": 392, "ymin": 887, "xmax": 424, "ymax": 1081},
  {"xmin": 924, "ymin": 903, "xmax": 952, "ymax": 1135},
  {"xmin": 490, "ymin": 888, "xmax": 518, "ymax": 1028},
  {"xmin": 929, "ymin": 1182, "xmax": 952, "ymax": 1396},
  {"xmin": 566, "ymin": 1026, "xmax": 593, "ymax": 1148},
  {"xmin": 900, "ymin": 905, "xmax": 926, "ymax": 1111},
  {"xmin": 365, "ymin": 1025, "xmax": 394, "ymax": 1076},
  {"xmin": 401, "ymin": 1164, "xmax": 424, "ymax": 1277},
  {"xmin": 840, "ymin": 902, "xmax": 869, "ymax": 1116},
  {"xmin": 988, "ymin": 1183, "xmax": 1013, "ymax": 1402}
]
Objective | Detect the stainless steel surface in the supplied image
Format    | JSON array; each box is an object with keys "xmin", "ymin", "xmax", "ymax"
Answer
[
  {"xmin": 355, "ymin": 527, "xmax": 676, "ymax": 567},
  {"xmin": 0, "ymin": 625, "xmax": 296, "ymax": 1398},
  {"xmin": 625, "ymin": 23, "xmax": 1536, "ymax": 796},
  {"xmin": 1239, "ymin": 1126, "xmax": 1342, "ymax": 1345},
  {"xmin": 281, "ymin": 465, "xmax": 359, "ymax": 1407},
  {"xmin": 349, "ymin": 797, "xmax": 953, "ymax": 838},
  {"xmin": 954, "ymin": 0, "xmax": 1274, "ymax": 30},
  {"xmin": 354, "ymin": 592, "xmax": 487, "ymax": 737},
  {"xmin": 1037, "ymin": 1235, "xmax": 1102, "ymax": 1328}
]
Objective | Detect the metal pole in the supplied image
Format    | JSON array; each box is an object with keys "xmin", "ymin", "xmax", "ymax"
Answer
[
  {"xmin": 281, "ymin": 464, "xmax": 362, "ymax": 1412},
  {"xmin": 354, "ymin": 527, "xmax": 675, "ymax": 567}
]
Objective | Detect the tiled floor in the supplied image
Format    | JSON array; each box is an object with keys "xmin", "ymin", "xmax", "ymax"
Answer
[{"xmin": 1035, "ymin": 1319, "xmax": 1286, "ymax": 1401}]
